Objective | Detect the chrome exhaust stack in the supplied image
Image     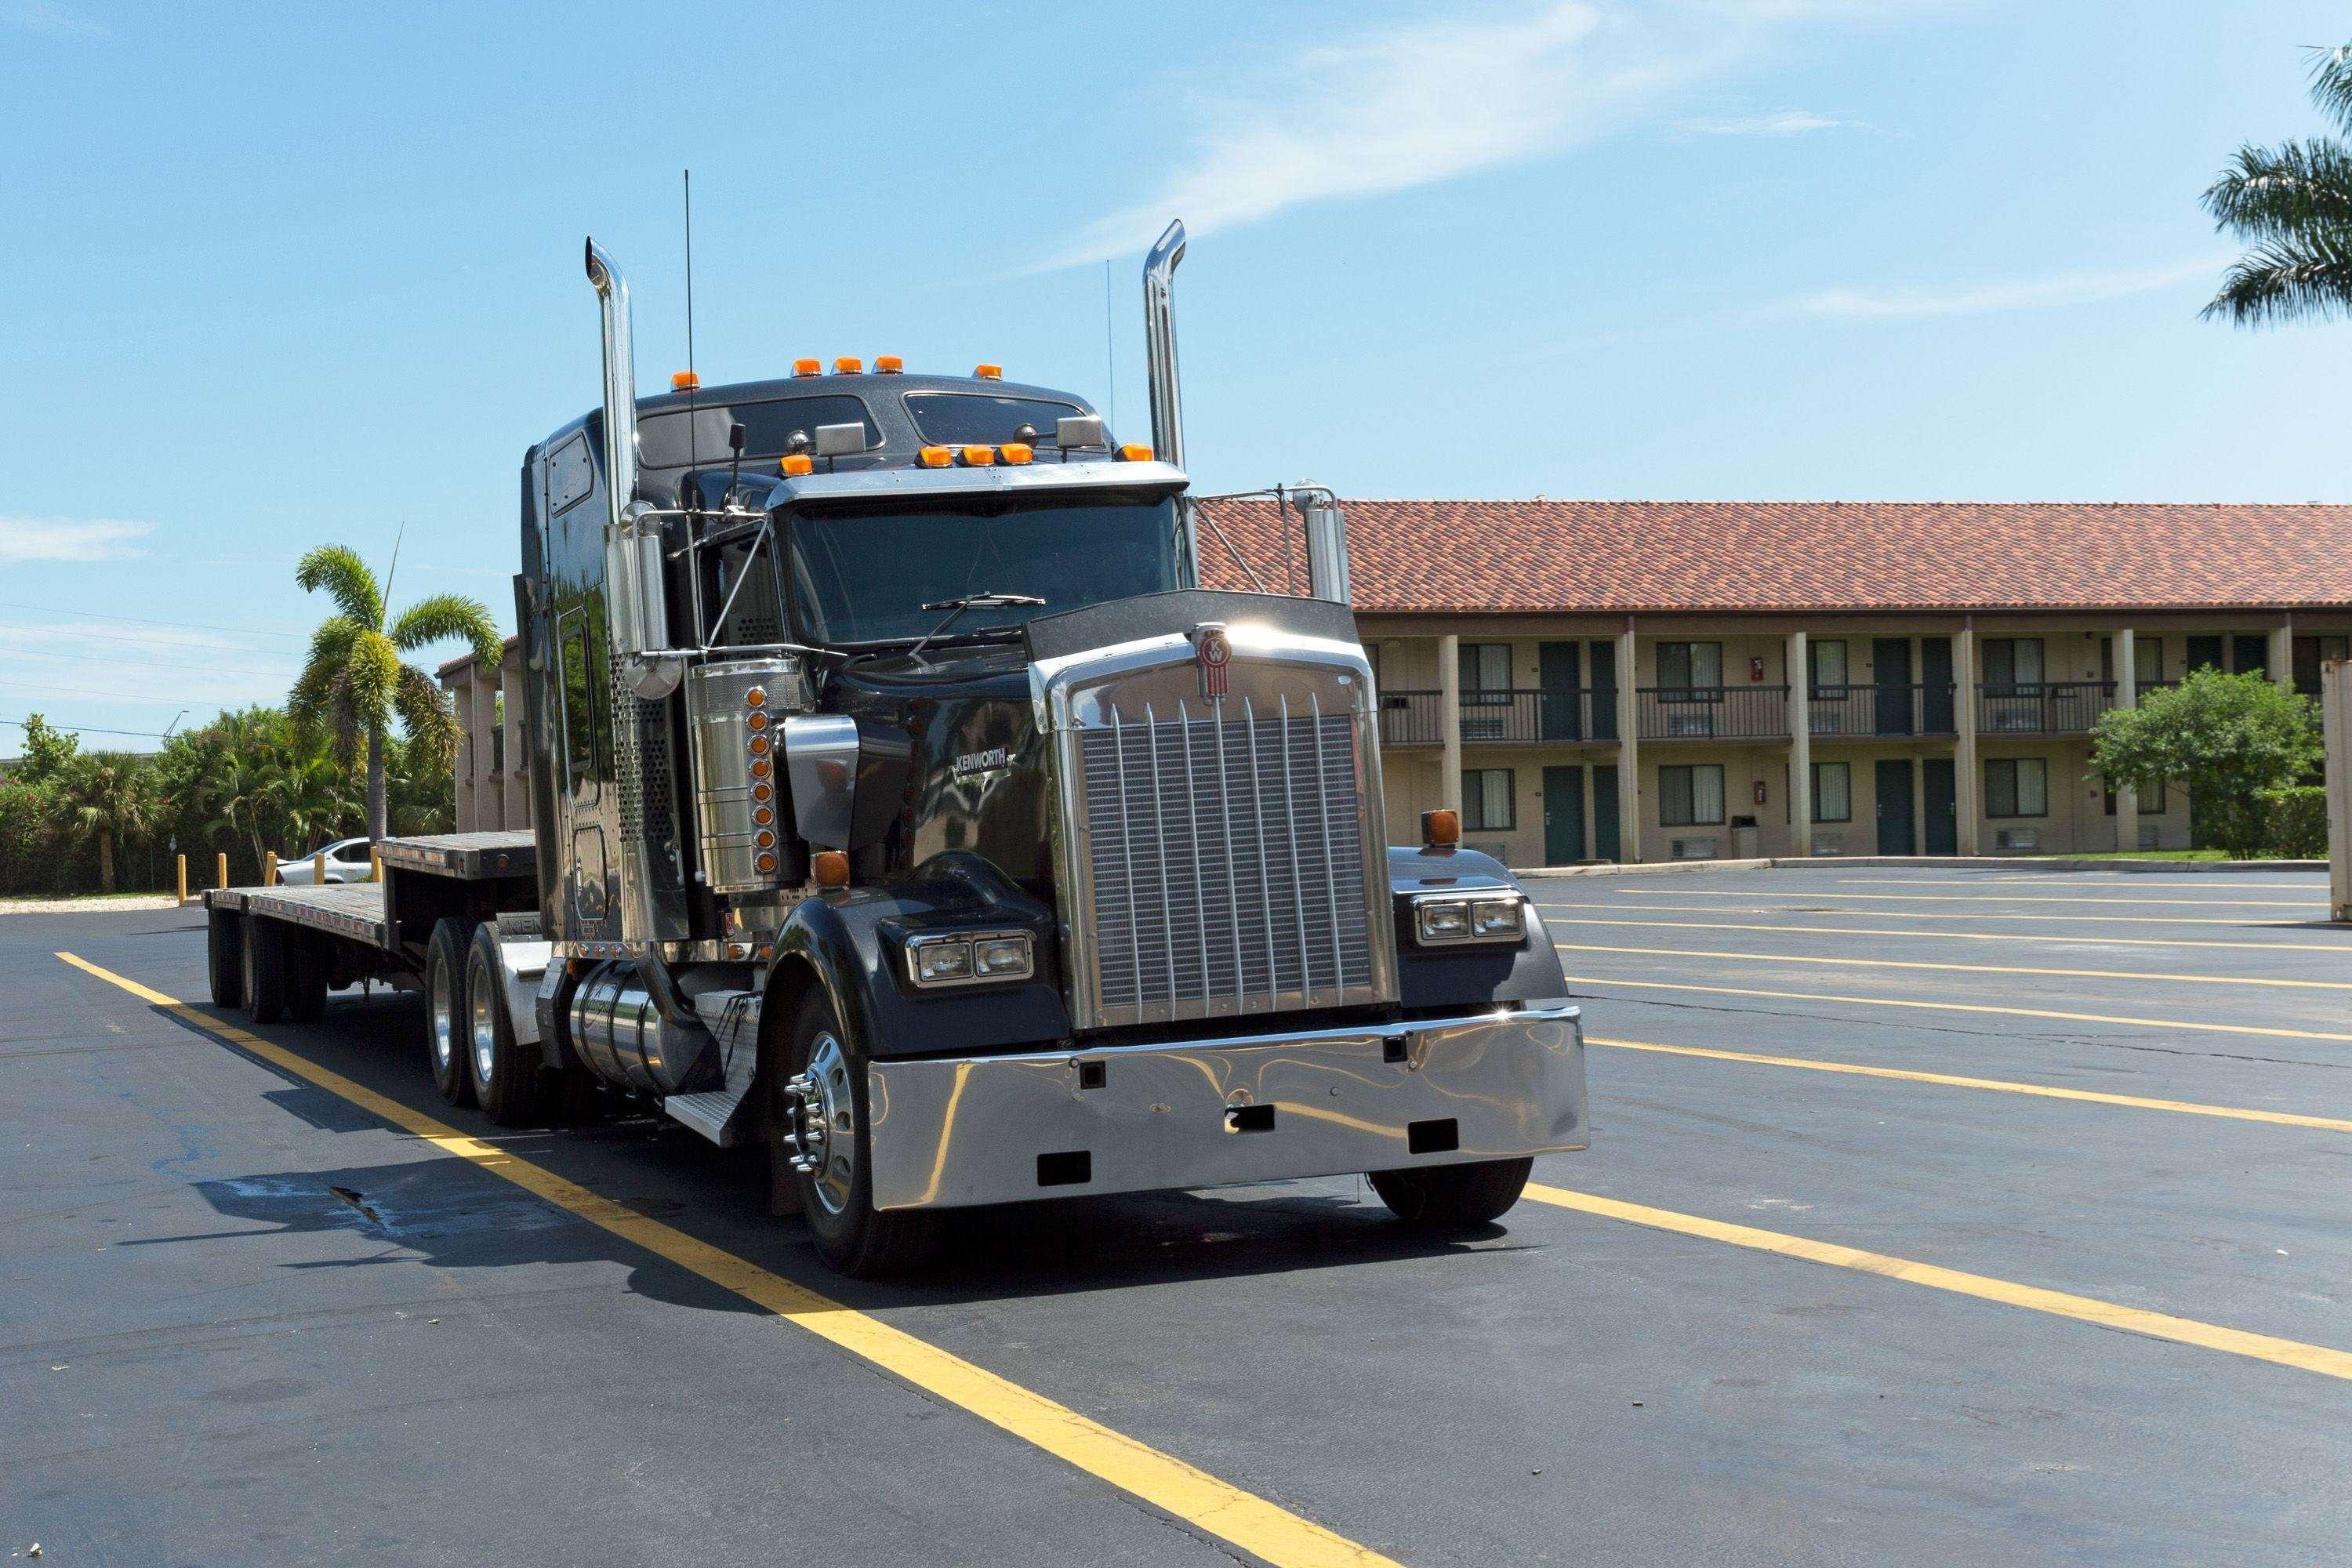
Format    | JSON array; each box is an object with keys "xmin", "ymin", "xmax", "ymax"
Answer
[
  {"xmin": 1142, "ymin": 220, "xmax": 1188, "ymax": 471},
  {"xmin": 584, "ymin": 238, "xmax": 681, "ymax": 702},
  {"xmin": 1300, "ymin": 489, "xmax": 1353, "ymax": 606}
]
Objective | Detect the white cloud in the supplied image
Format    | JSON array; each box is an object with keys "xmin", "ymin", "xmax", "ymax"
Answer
[
  {"xmin": 0, "ymin": 516, "xmax": 152, "ymax": 562},
  {"xmin": 1047, "ymin": 0, "xmax": 1943, "ymax": 268},
  {"xmin": 5, "ymin": 1, "xmax": 108, "ymax": 38},
  {"xmin": 1791, "ymin": 256, "xmax": 2227, "ymax": 321},
  {"xmin": 1673, "ymin": 109, "xmax": 1871, "ymax": 136}
]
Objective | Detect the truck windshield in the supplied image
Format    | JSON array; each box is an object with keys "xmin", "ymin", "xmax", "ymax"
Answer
[{"xmin": 784, "ymin": 491, "xmax": 1185, "ymax": 645}]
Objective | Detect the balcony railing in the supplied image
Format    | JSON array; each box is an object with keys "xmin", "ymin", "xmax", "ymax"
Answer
[
  {"xmin": 1377, "ymin": 688, "xmax": 1619, "ymax": 746},
  {"xmin": 1977, "ymin": 681, "xmax": 2115, "ymax": 735},
  {"xmin": 1805, "ymin": 683, "xmax": 1958, "ymax": 738},
  {"xmin": 1635, "ymin": 685, "xmax": 1790, "ymax": 742}
]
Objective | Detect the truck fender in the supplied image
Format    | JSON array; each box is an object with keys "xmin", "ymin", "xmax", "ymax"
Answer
[{"xmin": 1387, "ymin": 844, "xmax": 1571, "ymax": 1011}]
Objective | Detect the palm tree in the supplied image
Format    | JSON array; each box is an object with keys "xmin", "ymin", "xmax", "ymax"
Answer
[
  {"xmin": 289, "ymin": 542, "xmax": 500, "ymax": 842},
  {"xmin": 2202, "ymin": 42, "xmax": 2352, "ymax": 325},
  {"xmin": 51, "ymin": 753, "xmax": 154, "ymax": 894}
]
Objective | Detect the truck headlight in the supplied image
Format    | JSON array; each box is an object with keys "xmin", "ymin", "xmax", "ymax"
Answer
[
  {"xmin": 906, "ymin": 931, "xmax": 1034, "ymax": 988},
  {"xmin": 1411, "ymin": 893, "xmax": 1526, "ymax": 946}
]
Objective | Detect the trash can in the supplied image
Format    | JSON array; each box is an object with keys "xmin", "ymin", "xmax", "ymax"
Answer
[{"xmin": 1730, "ymin": 816, "xmax": 1760, "ymax": 861}]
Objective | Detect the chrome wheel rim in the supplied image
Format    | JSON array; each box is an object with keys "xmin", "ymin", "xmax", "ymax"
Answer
[
  {"xmin": 804, "ymin": 1033, "xmax": 856, "ymax": 1216},
  {"xmin": 429, "ymin": 964, "xmax": 455, "ymax": 1076},
  {"xmin": 468, "ymin": 952, "xmax": 496, "ymax": 1084}
]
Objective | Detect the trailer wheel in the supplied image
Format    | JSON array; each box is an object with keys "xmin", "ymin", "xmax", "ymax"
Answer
[
  {"xmin": 206, "ymin": 909, "xmax": 245, "ymax": 1010},
  {"xmin": 768, "ymin": 986, "xmax": 937, "ymax": 1278},
  {"xmin": 423, "ymin": 919, "xmax": 477, "ymax": 1108},
  {"xmin": 286, "ymin": 930, "xmax": 329, "ymax": 1023},
  {"xmin": 1368, "ymin": 1157, "xmax": 1534, "ymax": 1231},
  {"xmin": 241, "ymin": 916, "xmax": 289, "ymax": 1024},
  {"xmin": 466, "ymin": 924, "xmax": 544, "ymax": 1126}
]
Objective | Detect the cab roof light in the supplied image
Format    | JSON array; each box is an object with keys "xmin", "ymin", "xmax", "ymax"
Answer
[
  {"xmin": 781, "ymin": 454, "xmax": 814, "ymax": 477},
  {"xmin": 917, "ymin": 445, "xmax": 954, "ymax": 468},
  {"xmin": 960, "ymin": 445, "xmax": 996, "ymax": 466},
  {"xmin": 873, "ymin": 354, "xmax": 904, "ymax": 374},
  {"xmin": 670, "ymin": 370, "xmax": 700, "ymax": 392},
  {"xmin": 833, "ymin": 356, "xmax": 863, "ymax": 375},
  {"xmin": 793, "ymin": 358, "xmax": 822, "ymax": 377},
  {"xmin": 1116, "ymin": 442, "xmax": 1153, "ymax": 462},
  {"xmin": 974, "ymin": 363, "xmax": 1003, "ymax": 380},
  {"xmin": 999, "ymin": 441, "xmax": 1034, "ymax": 465},
  {"xmin": 1421, "ymin": 808, "xmax": 1461, "ymax": 849},
  {"xmin": 813, "ymin": 849, "xmax": 851, "ymax": 888}
]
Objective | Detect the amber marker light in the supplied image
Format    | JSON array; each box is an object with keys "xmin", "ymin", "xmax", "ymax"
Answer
[
  {"xmin": 833, "ymin": 356, "xmax": 863, "ymax": 374},
  {"xmin": 750, "ymin": 757, "xmax": 771, "ymax": 779},
  {"xmin": 781, "ymin": 454, "xmax": 814, "ymax": 476},
  {"xmin": 1421, "ymin": 808, "xmax": 1461, "ymax": 848},
  {"xmin": 874, "ymin": 354, "xmax": 903, "ymax": 373},
  {"xmin": 974, "ymin": 363, "xmax": 1002, "ymax": 379},
  {"xmin": 917, "ymin": 445, "xmax": 953, "ymax": 468},
  {"xmin": 751, "ymin": 781, "xmax": 773, "ymax": 802},
  {"xmin": 755, "ymin": 851, "xmax": 778, "ymax": 874},
  {"xmin": 753, "ymin": 805, "xmax": 774, "ymax": 826},
  {"xmin": 746, "ymin": 687, "xmax": 766, "ymax": 708},
  {"xmin": 813, "ymin": 850, "xmax": 851, "ymax": 887},
  {"xmin": 746, "ymin": 710, "xmax": 769, "ymax": 731},
  {"xmin": 748, "ymin": 734, "xmax": 771, "ymax": 756},
  {"xmin": 961, "ymin": 445, "xmax": 996, "ymax": 466},
  {"xmin": 999, "ymin": 442, "xmax": 1033, "ymax": 465},
  {"xmin": 1117, "ymin": 443, "xmax": 1153, "ymax": 462},
  {"xmin": 793, "ymin": 358, "xmax": 821, "ymax": 377}
]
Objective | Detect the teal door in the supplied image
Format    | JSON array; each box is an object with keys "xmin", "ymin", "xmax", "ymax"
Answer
[
  {"xmin": 1592, "ymin": 765, "xmax": 1621, "ymax": 862},
  {"xmin": 1539, "ymin": 643, "xmax": 1584, "ymax": 741},
  {"xmin": 1875, "ymin": 759, "xmax": 1915, "ymax": 855},
  {"xmin": 1923, "ymin": 758, "xmax": 1957, "ymax": 855},
  {"xmin": 1543, "ymin": 766, "xmax": 1585, "ymax": 864}
]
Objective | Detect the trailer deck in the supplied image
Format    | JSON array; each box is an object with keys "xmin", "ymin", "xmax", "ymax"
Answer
[
  {"xmin": 204, "ymin": 880, "xmax": 395, "ymax": 948},
  {"xmin": 201, "ymin": 831, "xmax": 538, "ymax": 954}
]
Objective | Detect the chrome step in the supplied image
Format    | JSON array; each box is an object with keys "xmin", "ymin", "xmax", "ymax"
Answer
[{"xmin": 662, "ymin": 991, "xmax": 761, "ymax": 1147}]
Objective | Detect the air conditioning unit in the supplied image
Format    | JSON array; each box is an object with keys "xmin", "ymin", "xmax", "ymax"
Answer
[
  {"xmin": 1994, "ymin": 827, "xmax": 2041, "ymax": 851},
  {"xmin": 1664, "ymin": 715, "xmax": 1716, "ymax": 738},
  {"xmin": 1810, "ymin": 713, "xmax": 1845, "ymax": 735},
  {"xmin": 2138, "ymin": 822, "xmax": 2161, "ymax": 850},
  {"xmin": 1987, "ymin": 711, "xmax": 2038, "ymax": 733},
  {"xmin": 1810, "ymin": 831, "xmax": 1844, "ymax": 856},
  {"xmin": 1670, "ymin": 837, "xmax": 1719, "ymax": 860}
]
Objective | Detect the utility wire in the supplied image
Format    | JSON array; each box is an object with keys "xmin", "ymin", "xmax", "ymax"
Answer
[
  {"xmin": 0, "ymin": 619, "xmax": 299, "ymax": 655},
  {"xmin": 0, "ymin": 600, "xmax": 306, "ymax": 641},
  {"xmin": 1, "ymin": 717, "xmax": 174, "ymax": 739}
]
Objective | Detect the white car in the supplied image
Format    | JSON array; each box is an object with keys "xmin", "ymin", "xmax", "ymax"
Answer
[{"xmin": 277, "ymin": 837, "xmax": 374, "ymax": 884}]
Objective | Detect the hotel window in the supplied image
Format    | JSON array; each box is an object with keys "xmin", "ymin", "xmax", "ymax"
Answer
[
  {"xmin": 1985, "ymin": 757, "xmax": 2048, "ymax": 818},
  {"xmin": 1982, "ymin": 638, "xmax": 2044, "ymax": 694},
  {"xmin": 1808, "ymin": 640, "xmax": 1849, "ymax": 695},
  {"xmin": 1458, "ymin": 643, "xmax": 1512, "ymax": 705},
  {"xmin": 2106, "ymin": 777, "xmax": 2167, "ymax": 814},
  {"xmin": 1464, "ymin": 768, "xmax": 1515, "ymax": 832},
  {"xmin": 1660, "ymin": 764, "xmax": 1726, "ymax": 826},
  {"xmin": 1811, "ymin": 761, "xmax": 1852, "ymax": 822},
  {"xmin": 1657, "ymin": 641, "xmax": 1724, "ymax": 693}
]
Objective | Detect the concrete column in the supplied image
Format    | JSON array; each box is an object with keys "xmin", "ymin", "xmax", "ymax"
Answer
[
  {"xmin": 1787, "ymin": 630, "xmax": 1811, "ymax": 857},
  {"xmin": 1617, "ymin": 619, "xmax": 1642, "ymax": 862},
  {"xmin": 2274, "ymin": 615, "xmax": 2296, "ymax": 692},
  {"xmin": 469, "ymin": 670, "xmax": 499, "ymax": 830},
  {"xmin": 441, "ymin": 669, "xmax": 476, "ymax": 833},
  {"xmin": 1955, "ymin": 621, "xmax": 1980, "ymax": 855},
  {"xmin": 1439, "ymin": 633, "xmax": 1462, "ymax": 816},
  {"xmin": 2113, "ymin": 626, "xmax": 2138, "ymax": 854}
]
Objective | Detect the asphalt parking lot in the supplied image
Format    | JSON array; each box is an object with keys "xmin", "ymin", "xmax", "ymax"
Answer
[{"xmin": 5, "ymin": 862, "xmax": 2350, "ymax": 1567}]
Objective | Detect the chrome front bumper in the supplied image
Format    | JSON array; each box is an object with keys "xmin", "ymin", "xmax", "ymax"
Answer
[{"xmin": 865, "ymin": 1004, "xmax": 1585, "ymax": 1211}]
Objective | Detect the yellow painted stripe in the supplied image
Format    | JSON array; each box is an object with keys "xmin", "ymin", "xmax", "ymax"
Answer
[
  {"xmin": 1837, "ymin": 877, "xmax": 2323, "ymax": 891},
  {"xmin": 1521, "ymin": 1183, "xmax": 2352, "ymax": 1382},
  {"xmin": 1544, "ymin": 914, "xmax": 2346, "ymax": 956},
  {"xmin": 1586, "ymin": 1035, "xmax": 2352, "ymax": 1132},
  {"xmin": 1612, "ymin": 887, "xmax": 2318, "ymax": 909},
  {"xmin": 1558, "ymin": 972, "xmax": 2352, "ymax": 1044},
  {"xmin": 1554, "ymin": 940, "xmax": 2352, "ymax": 991},
  {"xmin": 1534, "ymin": 898, "xmax": 2328, "ymax": 930},
  {"xmin": 54, "ymin": 953, "xmax": 1399, "ymax": 1568}
]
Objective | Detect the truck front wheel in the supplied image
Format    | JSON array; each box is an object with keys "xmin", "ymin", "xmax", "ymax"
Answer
[
  {"xmin": 768, "ymin": 986, "xmax": 937, "ymax": 1278},
  {"xmin": 1370, "ymin": 1157, "xmax": 1534, "ymax": 1231},
  {"xmin": 423, "ymin": 919, "xmax": 477, "ymax": 1108}
]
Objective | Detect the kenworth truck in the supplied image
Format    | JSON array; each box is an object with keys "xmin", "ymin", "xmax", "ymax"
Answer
[{"xmin": 202, "ymin": 223, "xmax": 1589, "ymax": 1276}]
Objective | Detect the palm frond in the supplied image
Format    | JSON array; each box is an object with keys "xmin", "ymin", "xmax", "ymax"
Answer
[
  {"xmin": 2201, "ymin": 230, "xmax": 2352, "ymax": 326},
  {"xmin": 295, "ymin": 544, "xmax": 385, "ymax": 630},
  {"xmin": 2201, "ymin": 138, "xmax": 2352, "ymax": 240},
  {"xmin": 2310, "ymin": 42, "xmax": 2352, "ymax": 136},
  {"xmin": 390, "ymin": 591, "xmax": 502, "ymax": 668},
  {"xmin": 394, "ymin": 662, "xmax": 460, "ymax": 769}
]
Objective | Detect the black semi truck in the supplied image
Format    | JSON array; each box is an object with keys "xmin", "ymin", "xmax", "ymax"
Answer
[{"xmin": 204, "ymin": 223, "xmax": 1589, "ymax": 1276}]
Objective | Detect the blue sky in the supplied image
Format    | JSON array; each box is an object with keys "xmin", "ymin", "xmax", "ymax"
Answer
[{"xmin": 4, "ymin": 0, "xmax": 2348, "ymax": 753}]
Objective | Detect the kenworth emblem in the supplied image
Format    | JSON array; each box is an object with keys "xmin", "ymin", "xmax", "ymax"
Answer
[
  {"xmin": 953, "ymin": 746, "xmax": 1010, "ymax": 779},
  {"xmin": 1193, "ymin": 622, "xmax": 1232, "ymax": 701}
]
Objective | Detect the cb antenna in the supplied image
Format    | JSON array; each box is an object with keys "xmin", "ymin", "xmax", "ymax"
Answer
[{"xmin": 684, "ymin": 169, "xmax": 699, "ymax": 485}]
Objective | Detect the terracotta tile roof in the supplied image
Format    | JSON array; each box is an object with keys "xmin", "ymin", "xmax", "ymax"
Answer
[{"xmin": 1195, "ymin": 499, "xmax": 2352, "ymax": 614}]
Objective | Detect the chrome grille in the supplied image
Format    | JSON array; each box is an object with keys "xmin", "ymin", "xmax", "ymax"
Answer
[{"xmin": 1078, "ymin": 695, "xmax": 1379, "ymax": 1023}]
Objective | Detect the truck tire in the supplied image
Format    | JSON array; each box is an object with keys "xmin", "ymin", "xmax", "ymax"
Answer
[
  {"xmin": 466, "ymin": 924, "xmax": 544, "ymax": 1126},
  {"xmin": 286, "ymin": 930, "xmax": 329, "ymax": 1023},
  {"xmin": 206, "ymin": 909, "xmax": 245, "ymax": 1010},
  {"xmin": 423, "ymin": 919, "xmax": 477, "ymax": 1108},
  {"xmin": 242, "ymin": 916, "xmax": 289, "ymax": 1024},
  {"xmin": 768, "ymin": 985, "xmax": 937, "ymax": 1278},
  {"xmin": 1369, "ymin": 1157, "xmax": 1534, "ymax": 1231}
]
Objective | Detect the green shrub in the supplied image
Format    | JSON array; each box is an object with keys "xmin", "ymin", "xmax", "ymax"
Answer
[{"xmin": 2261, "ymin": 784, "xmax": 2329, "ymax": 859}]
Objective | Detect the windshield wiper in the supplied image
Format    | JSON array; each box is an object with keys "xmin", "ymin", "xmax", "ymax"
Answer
[{"xmin": 908, "ymin": 592, "xmax": 1045, "ymax": 662}]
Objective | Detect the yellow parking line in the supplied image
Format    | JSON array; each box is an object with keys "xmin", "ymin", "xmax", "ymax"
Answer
[
  {"xmin": 1586, "ymin": 1036, "xmax": 2352, "ymax": 1131},
  {"xmin": 1838, "ymin": 877, "xmax": 2324, "ymax": 890},
  {"xmin": 1555, "ymin": 941, "xmax": 2352, "ymax": 991},
  {"xmin": 1558, "ymin": 972, "xmax": 2352, "ymax": 1044},
  {"xmin": 1614, "ymin": 887, "xmax": 2318, "ymax": 909},
  {"xmin": 1534, "ymin": 898, "xmax": 2329, "ymax": 930},
  {"xmin": 1544, "ymin": 914, "xmax": 2344, "ymax": 956},
  {"xmin": 1521, "ymin": 1183, "xmax": 2352, "ymax": 1382},
  {"xmin": 54, "ymin": 953, "xmax": 1399, "ymax": 1568}
]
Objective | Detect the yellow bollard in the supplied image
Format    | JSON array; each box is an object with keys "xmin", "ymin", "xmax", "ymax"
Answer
[
  {"xmin": 176, "ymin": 854, "xmax": 187, "ymax": 906},
  {"xmin": 314, "ymin": 851, "xmax": 327, "ymax": 886},
  {"xmin": 263, "ymin": 851, "xmax": 278, "ymax": 887},
  {"xmin": 369, "ymin": 847, "xmax": 382, "ymax": 883},
  {"xmin": 216, "ymin": 851, "xmax": 229, "ymax": 891}
]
